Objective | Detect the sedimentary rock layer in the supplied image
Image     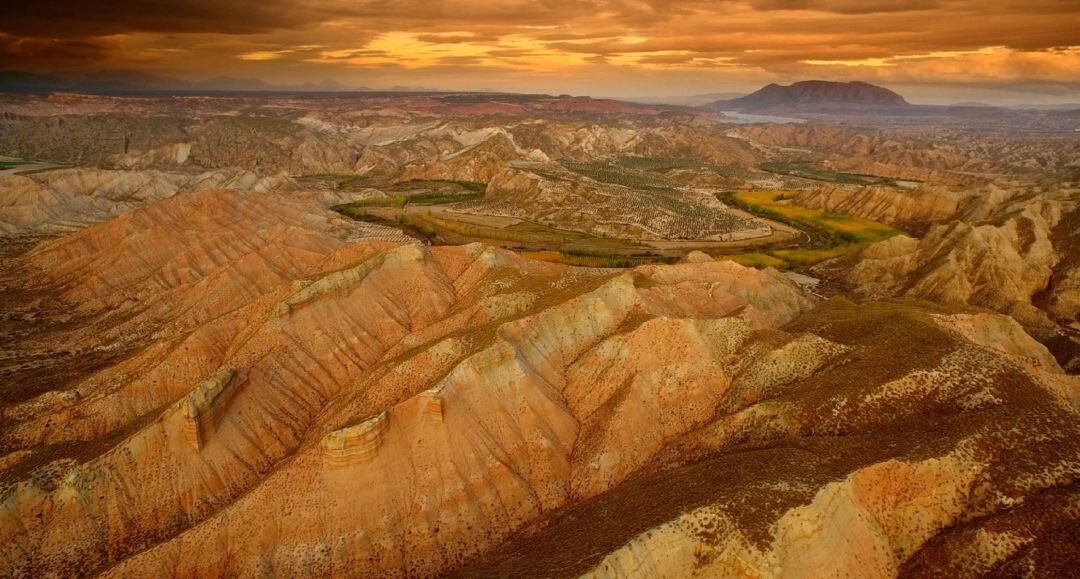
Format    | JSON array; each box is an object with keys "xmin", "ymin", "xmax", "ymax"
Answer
[{"xmin": 0, "ymin": 189, "xmax": 1075, "ymax": 578}]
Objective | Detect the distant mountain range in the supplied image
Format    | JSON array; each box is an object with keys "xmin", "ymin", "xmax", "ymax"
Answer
[{"xmin": 3, "ymin": 72, "xmax": 1076, "ymax": 117}]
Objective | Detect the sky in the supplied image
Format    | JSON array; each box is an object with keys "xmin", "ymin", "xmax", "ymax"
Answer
[{"xmin": 2, "ymin": 0, "xmax": 1079, "ymax": 104}]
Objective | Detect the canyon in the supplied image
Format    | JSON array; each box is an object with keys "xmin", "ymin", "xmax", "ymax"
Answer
[{"xmin": 0, "ymin": 88, "xmax": 1076, "ymax": 577}]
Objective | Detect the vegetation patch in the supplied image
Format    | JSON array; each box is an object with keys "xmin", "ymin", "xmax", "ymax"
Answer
[
  {"xmin": 717, "ymin": 252, "xmax": 787, "ymax": 269},
  {"xmin": 335, "ymin": 186, "xmax": 892, "ymax": 270},
  {"xmin": 727, "ymin": 190, "xmax": 900, "ymax": 268},
  {"xmin": 735, "ymin": 190, "xmax": 898, "ymax": 244},
  {"xmin": 345, "ymin": 196, "xmax": 408, "ymax": 208},
  {"xmin": 521, "ymin": 250, "xmax": 678, "ymax": 269},
  {"xmin": 406, "ymin": 191, "xmax": 485, "ymax": 205},
  {"xmin": 760, "ymin": 161, "xmax": 900, "ymax": 186},
  {"xmin": 334, "ymin": 201, "xmax": 692, "ymax": 268},
  {"xmin": 329, "ymin": 179, "xmax": 487, "ymax": 210}
]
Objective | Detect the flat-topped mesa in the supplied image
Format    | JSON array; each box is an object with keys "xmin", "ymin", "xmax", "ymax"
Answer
[
  {"xmin": 321, "ymin": 411, "xmax": 389, "ymax": 468},
  {"xmin": 181, "ymin": 368, "xmax": 246, "ymax": 450}
]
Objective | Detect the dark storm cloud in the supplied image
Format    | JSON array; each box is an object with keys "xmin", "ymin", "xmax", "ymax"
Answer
[
  {"xmin": 0, "ymin": 0, "xmax": 338, "ymax": 37},
  {"xmin": 0, "ymin": 34, "xmax": 109, "ymax": 66}
]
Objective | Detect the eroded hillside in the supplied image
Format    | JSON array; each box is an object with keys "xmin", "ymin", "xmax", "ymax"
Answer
[
  {"xmin": 0, "ymin": 183, "xmax": 1076, "ymax": 577},
  {"xmin": 0, "ymin": 91, "xmax": 1077, "ymax": 577}
]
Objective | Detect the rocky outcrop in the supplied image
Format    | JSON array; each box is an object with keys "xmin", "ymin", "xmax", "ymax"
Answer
[
  {"xmin": 481, "ymin": 163, "xmax": 761, "ymax": 240},
  {"xmin": 931, "ymin": 312, "xmax": 1062, "ymax": 373},
  {"xmin": 180, "ymin": 369, "xmax": 246, "ymax": 450},
  {"xmin": 733, "ymin": 123, "xmax": 1019, "ymax": 184},
  {"xmin": 826, "ymin": 158, "xmax": 989, "ymax": 187},
  {"xmin": 1042, "ymin": 205, "xmax": 1080, "ymax": 323},
  {"xmin": 397, "ymin": 130, "xmax": 549, "ymax": 184},
  {"xmin": 0, "ymin": 187, "xmax": 821, "ymax": 576},
  {"xmin": 321, "ymin": 412, "xmax": 389, "ymax": 467},
  {"xmin": 715, "ymin": 80, "xmax": 909, "ymax": 113}
]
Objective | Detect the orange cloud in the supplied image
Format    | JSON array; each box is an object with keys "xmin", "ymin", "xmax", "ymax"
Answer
[{"xmin": 0, "ymin": 1, "xmax": 1077, "ymax": 101}]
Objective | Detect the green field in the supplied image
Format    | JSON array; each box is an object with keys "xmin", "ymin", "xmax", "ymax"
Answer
[
  {"xmin": 521, "ymin": 250, "xmax": 679, "ymax": 268},
  {"xmin": 721, "ymin": 190, "xmax": 901, "ymax": 268},
  {"xmin": 297, "ymin": 175, "xmax": 487, "ymax": 196},
  {"xmin": 344, "ymin": 196, "xmax": 409, "ymax": 209},
  {"xmin": 718, "ymin": 252, "xmax": 788, "ymax": 268},
  {"xmin": 342, "ymin": 191, "xmax": 483, "ymax": 209},
  {"xmin": 734, "ymin": 190, "xmax": 898, "ymax": 244},
  {"xmin": 406, "ymin": 191, "xmax": 485, "ymax": 205}
]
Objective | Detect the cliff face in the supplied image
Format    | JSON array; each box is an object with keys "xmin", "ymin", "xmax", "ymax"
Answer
[{"xmin": 1, "ymin": 190, "xmax": 1076, "ymax": 577}]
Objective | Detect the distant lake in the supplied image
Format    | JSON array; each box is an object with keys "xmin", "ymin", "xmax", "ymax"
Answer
[{"xmin": 718, "ymin": 111, "xmax": 806, "ymax": 124}]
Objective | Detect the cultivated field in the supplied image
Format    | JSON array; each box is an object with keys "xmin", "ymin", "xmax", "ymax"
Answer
[{"xmin": 720, "ymin": 190, "xmax": 901, "ymax": 268}]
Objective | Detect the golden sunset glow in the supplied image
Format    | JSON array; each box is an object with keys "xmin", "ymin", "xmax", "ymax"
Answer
[{"xmin": 1, "ymin": 1, "xmax": 1078, "ymax": 103}]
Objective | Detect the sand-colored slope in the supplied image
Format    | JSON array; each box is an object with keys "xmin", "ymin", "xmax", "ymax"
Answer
[
  {"xmin": 0, "ymin": 190, "xmax": 1076, "ymax": 577},
  {"xmin": 0, "ymin": 168, "xmax": 298, "ymax": 237},
  {"xmin": 0, "ymin": 190, "xmax": 814, "ymax": 576},
  {"xmin": 456, "ymin": 299, "xmax": 1079, "ymax": 578}
]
